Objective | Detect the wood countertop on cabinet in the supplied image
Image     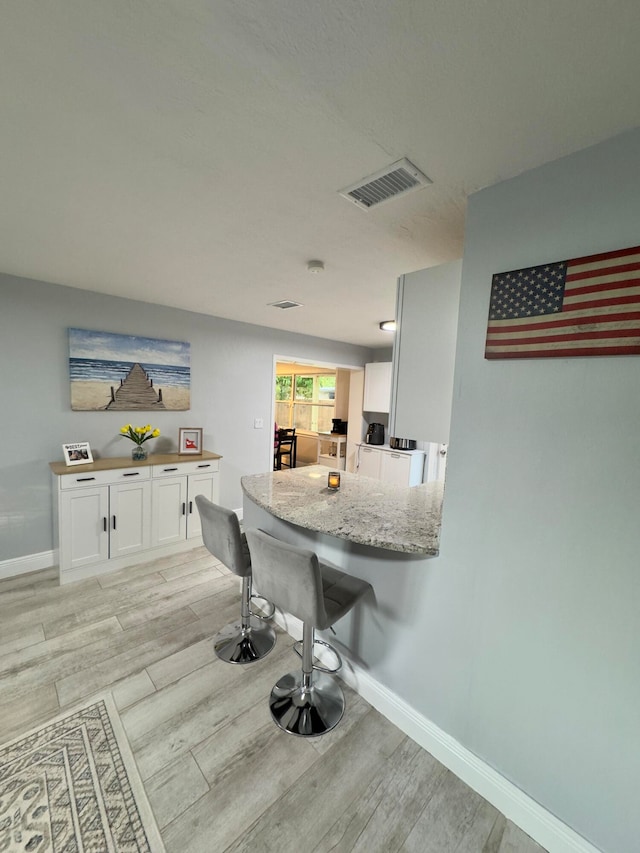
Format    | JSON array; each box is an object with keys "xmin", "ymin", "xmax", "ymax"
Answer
[{"xmin": 49, "ymin": 449, "xmax": 222, "ymax": 476}]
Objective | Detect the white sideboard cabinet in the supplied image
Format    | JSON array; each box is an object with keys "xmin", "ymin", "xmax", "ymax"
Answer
[
  {"xmin": 151, "ymin": 460, "xmax": 218, "ymax": 546},
  {"xmin": 51, "ymin": 451, "xmax": 221, "ymax": 584}
]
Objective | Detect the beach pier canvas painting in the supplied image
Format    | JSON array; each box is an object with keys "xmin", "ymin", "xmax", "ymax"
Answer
[{"xmin": 69, "ymin": 329, "xmax": 190, "ymax": 411}]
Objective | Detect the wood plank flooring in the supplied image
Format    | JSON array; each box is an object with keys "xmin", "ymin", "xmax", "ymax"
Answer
[{"xmin": 0, "ymin": 548, "xmax": 547, "ymax": 852}]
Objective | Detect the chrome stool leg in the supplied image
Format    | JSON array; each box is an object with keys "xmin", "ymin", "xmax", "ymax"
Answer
[
  {"xmin": 215, "ymin": 576, "xmax": 276, "ymax": 664},
  {"xmin": 269, "ymin": 623, "xmax": 344, "ymax": 736}
]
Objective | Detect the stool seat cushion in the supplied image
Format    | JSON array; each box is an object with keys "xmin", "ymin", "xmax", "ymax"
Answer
[{"xmin": 317, "ymin": 563, "xmax": 372, "ymax": 631}]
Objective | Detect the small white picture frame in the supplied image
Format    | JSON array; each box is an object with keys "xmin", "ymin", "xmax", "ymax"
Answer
[
  {"xmin": 178, "ymin": 427, "xmax": 203, "ymax": 455},
  {"xmin": 62, "ymin": 442, "xmax": 94, "ymax": 466}
]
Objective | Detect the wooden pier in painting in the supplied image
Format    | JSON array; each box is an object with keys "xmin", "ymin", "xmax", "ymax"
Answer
[{"xmin": 106, "ymin": 363, "xmax": 166, "ymax": 410}]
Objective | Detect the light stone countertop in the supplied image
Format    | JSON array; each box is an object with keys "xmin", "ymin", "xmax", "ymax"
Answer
[{"xmin": 241, "ymin": 465, "xmax": 444, "ymax": 555}]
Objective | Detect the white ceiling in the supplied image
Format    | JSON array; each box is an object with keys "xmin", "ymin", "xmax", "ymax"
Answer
[{"xmin": 2, "ymin": 1, "xmax": 640, "ymax": 348}]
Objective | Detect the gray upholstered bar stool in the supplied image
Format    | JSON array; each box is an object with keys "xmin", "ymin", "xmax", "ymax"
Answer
[
  {"xmin": 245, "ymin": 528, "xmax": 372, "ymax": 737},
  {"xmin": 195, "ymin": 496, "xmax": 276, "ymax": 664}
]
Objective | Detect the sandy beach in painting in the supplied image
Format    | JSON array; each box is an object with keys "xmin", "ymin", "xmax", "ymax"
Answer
[{"xmin": 71, "ymin": 381, "xmax": 190, "ymax": 411}]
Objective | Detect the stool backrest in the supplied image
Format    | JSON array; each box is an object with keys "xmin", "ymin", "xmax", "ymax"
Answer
[
  {"xmin": 195, "ymin": 495, "xmax": 251, "ymax": 578},
  {"xmin": 245, "ymin": 528, "xmax": 326, "ymax": 627}
]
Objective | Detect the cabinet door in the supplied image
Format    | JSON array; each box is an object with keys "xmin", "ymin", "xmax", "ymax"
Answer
[
  {"xmin": 357, "ymin": 445, "xmax": 382, "ymax": 479},
  {"xmin": 391, "ymin": 261, "xmax": 461, "ymax": 443},
  {"xmin": 363, "ymin": 362, "xmax": 392, "ymax": 413},
  {"xmin": 110, "ymin": 481, "xmax": 151, "ymax": 558},
  {"xmin": 380, "ymin": 451, "xmax": 412, "ymax": 487},
  {"xmin": 186, "ymin": 473, "xmax": 217, "ymax": 540},
  {"xmin": 60, "ymin": 486, "xmax": 109, "ymax": 571},
  {"xmin": 151, "ymin": 477, "xmax": 187, "ymax": 546}
]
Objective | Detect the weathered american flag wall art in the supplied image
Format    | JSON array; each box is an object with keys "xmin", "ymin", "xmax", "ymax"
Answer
[{"xmin": 484, "ymin": 244, "xmax": 640, "ymax": 359}]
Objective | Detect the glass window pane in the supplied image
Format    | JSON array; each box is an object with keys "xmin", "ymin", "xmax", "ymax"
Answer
[
  {"xmin": 317, "ymin": 376, "xmax": 335, "ymax": 400},
  {"xmin": 294, "ymin": 376, "xmax": 314, "ymax": 400},
  {"xmin": 275, "ymin": 375, "xmax": 292, "ymax": 401},
  {"xmin": 275, "ymin": 401, "xmax": 291, "ymax": 428}
]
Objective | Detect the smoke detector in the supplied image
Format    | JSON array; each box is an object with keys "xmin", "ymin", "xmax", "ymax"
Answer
[
  {"xmin": 339, "ymin": 158, "xmax": 432, "ymax": 210},
  {"xmin": 307, "ymin": 260, "xmax": 325, "ymax": 274}
]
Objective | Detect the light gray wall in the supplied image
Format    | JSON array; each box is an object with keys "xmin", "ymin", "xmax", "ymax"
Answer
[
  {"xmin": 0, "ymin": 275, "xmax": 371, "ymax": 561},
  {"xmin": 442, "ymin": 128, "xmax": 640, "ymax": 853},
  {"xmin": 248, "ymin": 128, "xmax": 640, "ymax": 853}
]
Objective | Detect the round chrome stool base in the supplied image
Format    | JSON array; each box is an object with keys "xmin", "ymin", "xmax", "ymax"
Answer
[
  {"xmin": 214, "ymin": 617, "xmax": 276, "ymax": 664},
  {"xmin": 269, "ymin": 670, "xmax": 345, "ymax": 737}
]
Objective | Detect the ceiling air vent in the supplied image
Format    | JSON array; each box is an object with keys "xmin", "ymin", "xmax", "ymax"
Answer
[
  {"xmin": 269, "ymin": 299, "xmax": 303, "ymax": 310},
  {"xmin": 339, "ymin": 158, "xmax": 432, "ymax": 210}
]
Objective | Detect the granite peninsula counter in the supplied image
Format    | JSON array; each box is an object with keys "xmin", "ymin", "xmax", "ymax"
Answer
[{"xmin": 241, "ymin": 465, "xmax": 443, "ymax": 555}]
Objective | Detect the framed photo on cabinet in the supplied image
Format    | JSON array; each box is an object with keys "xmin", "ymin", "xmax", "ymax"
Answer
[
  {"xmin": 62, "ymin": 442, "xmax": 93, "ymax": 466},
  {"xmin": 178, "ymin": 427, "xmax": 203, "ymax": 455}
]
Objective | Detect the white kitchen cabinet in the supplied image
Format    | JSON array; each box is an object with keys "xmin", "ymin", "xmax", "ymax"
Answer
[
  {"xmin": 51, "ymin": 451, "xmax": 220, "ymax": 584},
  {"xmin": 390, "ymin": 260, "xmax": 461, "ymax": 443},
  {"xmin": 357, "ymin": 445, "xmax": 382, "ymax": 479},
  {"xmin": 356, "ymin": 444, "xmax": 424, "ymax": 487},
  {"xmin": 363, "ymin": 362, "xmax": 392, "ymax": 413},
  {"xmin": 380, "ymin": 451, "xmax": 414, "ymax": 487}
]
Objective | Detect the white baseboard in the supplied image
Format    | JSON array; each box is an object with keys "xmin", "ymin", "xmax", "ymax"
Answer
[
  {"xmin": 0, "ymin": 550, "xmax": 55, "ymax": 581},
  {"xmin": 270, "ymin": 610, "xmax": 600, "ymax": 853}
]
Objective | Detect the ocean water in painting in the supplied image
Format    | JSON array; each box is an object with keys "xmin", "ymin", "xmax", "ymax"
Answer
[{"xmin": 70, "ymin": 358, "xmax": 190, "ymax": 387}]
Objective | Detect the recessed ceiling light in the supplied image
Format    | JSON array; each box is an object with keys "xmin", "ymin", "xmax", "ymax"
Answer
[
  {"xmin": 379, "ymin": 320, "xmax": 397, "ymax": 332},
  {"xmin": 307, "ymin": 260, "xmax": 325, "ymax": 274}
]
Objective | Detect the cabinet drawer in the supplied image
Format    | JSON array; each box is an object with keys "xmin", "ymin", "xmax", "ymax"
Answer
[
  {"xmin": 152, "ymin": 459, "xmax": 219, "ymax": 478},
  {"xmin": 59, "ymin": 466, "xmax": 150, "ymax": 489}
]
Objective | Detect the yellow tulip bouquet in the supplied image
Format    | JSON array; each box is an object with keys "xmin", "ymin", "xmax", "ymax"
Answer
[
  {"xmin": 119, "ymin": 424, "xmax": 160, "ymax": 445},
  {"xmin": 120, "ymin": 424, "xmax": 160, "ymax": 460}
]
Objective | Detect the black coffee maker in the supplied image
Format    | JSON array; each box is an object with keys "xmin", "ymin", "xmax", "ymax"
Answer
[
  {"xmin": 332, "ymin": 418, "xmax": 348, "ymax": 434},
  {"xmin": 365, "ymin": 423, "xmax": 385, "ymax": 445}
]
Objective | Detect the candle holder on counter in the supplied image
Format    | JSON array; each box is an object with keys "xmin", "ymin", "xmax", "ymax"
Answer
[{"xmin": 328, "ymin": 471, "xmax": 341, "ymax": 490}]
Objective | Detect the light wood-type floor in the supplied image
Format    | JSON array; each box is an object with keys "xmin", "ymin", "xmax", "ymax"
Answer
[{"xmin": 0, "ymin": 547, "xmax": 547, "ymax": 852}]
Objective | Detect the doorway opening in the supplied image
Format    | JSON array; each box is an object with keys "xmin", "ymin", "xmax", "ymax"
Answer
[{"xmin": 272, "ymin": 359, "xmax": 365, "ymax": 472}]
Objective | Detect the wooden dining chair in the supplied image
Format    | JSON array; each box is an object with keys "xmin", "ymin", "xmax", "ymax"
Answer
[{"xmin": 274, "ymin": 428, "xmax": 296, "ymax": 470}]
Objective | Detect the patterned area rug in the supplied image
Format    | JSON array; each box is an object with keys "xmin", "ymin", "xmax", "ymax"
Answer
[{"xmin": 0, "ymin": 694, "xmax": 165, "ymax": 852}]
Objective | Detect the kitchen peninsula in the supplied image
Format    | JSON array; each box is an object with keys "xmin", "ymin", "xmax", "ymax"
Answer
[
  {"xmin": 241, "ymin": 464, "xmax": 445, "ymax": 758},
  {"xmin": 241, "ymin": 465, "xmax": 443, "ymax": 555}
]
